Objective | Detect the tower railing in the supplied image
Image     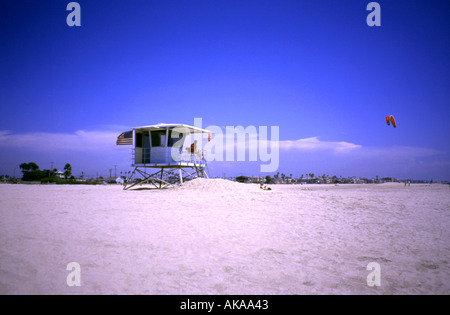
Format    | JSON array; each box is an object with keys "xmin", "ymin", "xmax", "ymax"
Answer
[{"xmin": 131, "ymin": 148, "xmax": 207, "ymax": 166}]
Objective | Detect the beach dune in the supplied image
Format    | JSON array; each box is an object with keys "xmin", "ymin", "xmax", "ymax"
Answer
[{"xmin": 0, "ymin": 179, "xmax": 449, "ymax": 294}]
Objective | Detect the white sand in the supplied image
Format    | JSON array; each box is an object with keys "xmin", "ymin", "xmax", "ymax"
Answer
[{"xmin": 0, "ymin": 179, "xmax": 449, "ymax": 294}]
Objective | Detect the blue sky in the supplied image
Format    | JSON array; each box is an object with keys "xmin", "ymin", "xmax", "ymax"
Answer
[{"xmin": 0, "ymin": 1, "xmax": 449, "ymax": 180}]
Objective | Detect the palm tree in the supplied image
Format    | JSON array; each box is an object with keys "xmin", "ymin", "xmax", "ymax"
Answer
[{"xmin": 64, "ymin": 163, "xmax": 72, "ymax": 179}]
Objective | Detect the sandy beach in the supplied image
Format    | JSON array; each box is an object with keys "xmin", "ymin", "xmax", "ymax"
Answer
[{"xmin": 0, "ymin": 179, "xmax": 449, "ymax": 295}]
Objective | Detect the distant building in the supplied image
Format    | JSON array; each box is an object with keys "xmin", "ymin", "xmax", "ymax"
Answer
[{"xmin": 54, "ymin": 170, "xmax": 65, "ymax": 179}]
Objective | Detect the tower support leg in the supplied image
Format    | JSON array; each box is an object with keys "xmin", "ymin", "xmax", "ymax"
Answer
[{"xmin": 123, "ymin": 163, "xmax": 208, "ymax": 190}]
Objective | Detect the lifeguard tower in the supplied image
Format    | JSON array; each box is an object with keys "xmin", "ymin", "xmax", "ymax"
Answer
[{"xmin": 117, "ymin": 123, "xmax": 211, "ymax": 190}]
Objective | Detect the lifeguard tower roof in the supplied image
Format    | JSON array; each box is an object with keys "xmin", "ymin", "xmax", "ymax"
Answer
[{"xmin": 133, "ymin": 123, "xmax": 210, "ymax": 134}]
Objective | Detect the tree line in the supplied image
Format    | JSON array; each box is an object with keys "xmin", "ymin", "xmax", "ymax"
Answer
[{"xmin": 19, "ymin": 162, "xmax": 72, "ymax": 181}]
